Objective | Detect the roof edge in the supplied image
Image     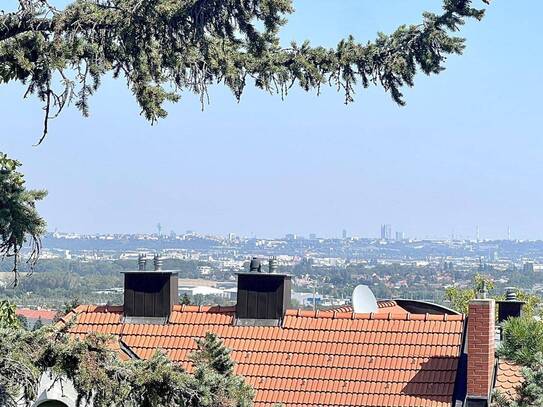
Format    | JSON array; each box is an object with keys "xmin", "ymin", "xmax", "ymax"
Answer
[{"xmin": 394, "ymin": 299, "xmax": 462, "ymax": 316}]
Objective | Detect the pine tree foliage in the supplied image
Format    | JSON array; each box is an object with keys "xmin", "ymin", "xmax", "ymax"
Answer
[
  {"xmin": 0, "ymin": 327, "xmax": 42, "ymax": 407},
  {"xmin": 190, "ymin": 333, "xmax": 254, "ymax": 407},
  {"xmin": 0, "ymin": 0, "xmax": 489, "ymax": 143},
  {"xmin": 0, "ymin": 300, "xmax": 21, "ymax": 329},
  {"xmin": 180, "ymin": 293, "xmax": 192, "ymax": 305},
  {"xmin": 0, "ymin": 153, "xmax": 47, "ymax": 285},
  {"xmin": 498, "ymin": 317, "xmax": 543, "ymax": 369},
  {"xmin": 191, "ymin": 332, "xmax": 235, "ymax": 375},
  {"xmin": 0, "ymin": 324, "xmax": 253, "ymax": 407}
]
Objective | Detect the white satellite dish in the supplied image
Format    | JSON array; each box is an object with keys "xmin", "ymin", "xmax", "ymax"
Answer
[{"xmin": 352, "ymin": 285, "xmax": 378, "ymax": 313}]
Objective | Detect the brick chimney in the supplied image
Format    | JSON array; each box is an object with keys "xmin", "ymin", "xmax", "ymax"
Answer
[{"xmin": 466, "ymin": 298, "xmax": 496, "ymax": 407}]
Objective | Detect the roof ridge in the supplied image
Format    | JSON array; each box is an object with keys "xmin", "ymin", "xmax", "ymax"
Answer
[{"xmin": 284, "ymin": 309, "xmax": 464, "ymax": 322}]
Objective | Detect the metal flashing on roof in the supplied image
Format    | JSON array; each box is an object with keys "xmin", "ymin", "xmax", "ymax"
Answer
[
  {"xmin": 121, "ymin": 270, "xmax": 181, "ymax": 274},
  {"xmin": 234, "ymin": 318, "xmax": 281, "ymax": 327},
  {"xmin": 452, "ymin": 318, "xmax": 468, "ymax": 407},
  {"xmin": 119, "ymin": 339, "xmax": 141, "ymax": 359},
  {"xmin": 123, "ymin": 316, "xmax": 168, "ymax": 325},
  {"xmin": 235, "ymin": 271, "xmax": 293, "ymax": 277},
  {"xmin": 465, "ymin": 396, "xmax": 489, "ymax": 407}
]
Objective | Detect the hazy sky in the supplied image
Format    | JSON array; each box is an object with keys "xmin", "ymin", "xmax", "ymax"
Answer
[{"xmin": 2, "ymin": 1, "xmax": 542, "ymax": 240}]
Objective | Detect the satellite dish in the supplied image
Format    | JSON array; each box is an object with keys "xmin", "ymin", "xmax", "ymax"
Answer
[{"xmin": 352, "ymin": 285, "xmax": 378, "ymax": 313}]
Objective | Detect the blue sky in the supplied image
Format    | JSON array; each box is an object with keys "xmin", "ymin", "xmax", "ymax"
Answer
[{"xmin": 2, "ymin": 1, "xmax": 542, "ymax": 240}]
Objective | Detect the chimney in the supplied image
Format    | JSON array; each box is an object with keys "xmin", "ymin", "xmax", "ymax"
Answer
[
  {"xmin": 497, "ymin": 287, "xmax": 525, "ymax": 324},
  {"xmin": 122, "ymin": 258, "xmax": 178, "ymax": 322},
  {"xmin": 466, "ymin": 299, "xmax": 496, "ymax": 407},
  {"xmin": 235, "ymin": 257, "xmax": 291, "ymax": 326}
]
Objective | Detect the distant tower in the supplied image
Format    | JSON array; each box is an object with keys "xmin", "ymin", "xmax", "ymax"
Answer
[
  {"xmin": 157, "ymin": 223, "xmax": 162, "ymax": 237},
  {"xmin": 507, "ymin": 226, "xmax": 511, "ymax": 241},
  {"xmin": 385, "ymin": 224, "xmax": 392, "ymax": 240},
  {"xmin": 380, "ymin": 224, "xmax": 392, "ymax": 240},
  {"xmin": 342, "ymin": 229, "xmax": 347, "ymax": 239},
  {"xmin": 476, "ymin": 225, "xmax": 480, "ymax": 242}
]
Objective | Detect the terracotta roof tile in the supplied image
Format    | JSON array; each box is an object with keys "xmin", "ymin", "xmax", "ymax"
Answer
[
  {"xmin": 495, "ymin": 359, "xmax": 524, "ymax": 401},
  {"xmin": 59, "ymin": 304, "xmax": 464, "ymax": 407}
]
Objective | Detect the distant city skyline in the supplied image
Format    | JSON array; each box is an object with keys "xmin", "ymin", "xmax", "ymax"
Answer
[
  {"xmin": 3, "ymin": 2, "xmax": 543, "ymax": 239},
  {"xmin": 47, "ymin": 224, "xmax": 525, "ymax": 242}
]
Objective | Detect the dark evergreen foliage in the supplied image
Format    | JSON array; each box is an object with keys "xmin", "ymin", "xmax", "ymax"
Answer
[
  {"xmin": 0, "ymin": 0, "xmax": 489, "ymax": 143},
  {"xmin": 0, "ymin": 323, "xmax": 253, "ymax": 406},
  {"xmin": 0, "ymin": 153, "xmax": 47, "ymax": 285}
]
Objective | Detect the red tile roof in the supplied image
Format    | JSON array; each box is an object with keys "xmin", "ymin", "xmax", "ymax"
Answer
[
  {"xmin": 16, "ymin": 307, "xmax": 57, "ymax": 321},
  {"xmin": 494, "ymin": 359, "xmax": 523, "ymax": 401},
  {"xmin": 59, "ymin": 304, "xmax": 465, "ymax": 407}
]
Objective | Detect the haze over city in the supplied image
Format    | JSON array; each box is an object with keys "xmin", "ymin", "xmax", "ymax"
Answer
[{"xmin": 3, "ymin": 1, "xmax": 542, "ymax": 239}]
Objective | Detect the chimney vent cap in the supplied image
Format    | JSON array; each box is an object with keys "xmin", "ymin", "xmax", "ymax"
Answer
[
  {"xmin": 138, "ymin": 253, "xmax": 147, "ymax": 271},
  {"xmin": 249, "ymin": 257, "xmax": 262, "ymax": 273},
  {"xmin": 154, "ymin": 253, "xmax": 163, "ymax": 271},
  {"xmin": 505, "ymin": 287, "xmax": 518, "ymax": 301},
  {"xmin": 269, "ymin": 257, "xmax": 278, "ymax": 273}
]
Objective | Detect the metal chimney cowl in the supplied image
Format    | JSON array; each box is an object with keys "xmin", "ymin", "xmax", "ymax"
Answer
[
  {"xmin": 154, "ymin": 253, "xmax": 163, "ymax": 271},
  {"xmin": 249, "ymin": 257, "xmax": 261, "ymax": 273},
  {"xmin": 138, "ymin": 253, "xmax": 147, "ymax": 271},
  {"xmin": 269, "ymin": 257, "xmax": 278, "ymax": 273}
]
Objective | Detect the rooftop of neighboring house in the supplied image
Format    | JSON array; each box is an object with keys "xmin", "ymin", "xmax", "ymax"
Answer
[
  {"xmin": 16, "ymin": 307, "xmax": 57, "ymax": 322},
  {"xmin": 59, "ymin": 301, "xmax": 466, "ymax": 406},
  {"xmin": 51, "ymin": 255, "xmax": 526, "ymax": 407}
]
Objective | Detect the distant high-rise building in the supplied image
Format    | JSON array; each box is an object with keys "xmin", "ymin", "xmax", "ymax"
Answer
[
  {"xmin": 395, "ymin": 231, "xmax": 405, "ymax": 241},
  {"xmin": 380, "ymin": 224, "xmax": 392, "ymax": 240},
  {"xmin": 309, "ymin": 233, "xmax": 317, "ymax": 240},
  {"xmin": 342, "ymin": 229, "xmax": 347, "ymax": 239},
  {"xmin": 285, "ymin": 234, "xmax": 297, "ymax": 241},
  {"xmin": 524, "ymin": 262, "xmax": 535, "ymax": 273}
]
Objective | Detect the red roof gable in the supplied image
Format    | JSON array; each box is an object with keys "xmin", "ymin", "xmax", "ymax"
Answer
[{"xmin": 60, "ymin": 304, "xmax": 465, "ymax": 407}]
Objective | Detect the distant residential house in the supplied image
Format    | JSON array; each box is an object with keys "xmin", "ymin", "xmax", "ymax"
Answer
[
  {"xmin": 16, "ymin": 308, "xmax": 56, "ymax": 327},
  {"xmin": 34, "ymin": 262, "xmax": 523, "ymax": 407}
]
